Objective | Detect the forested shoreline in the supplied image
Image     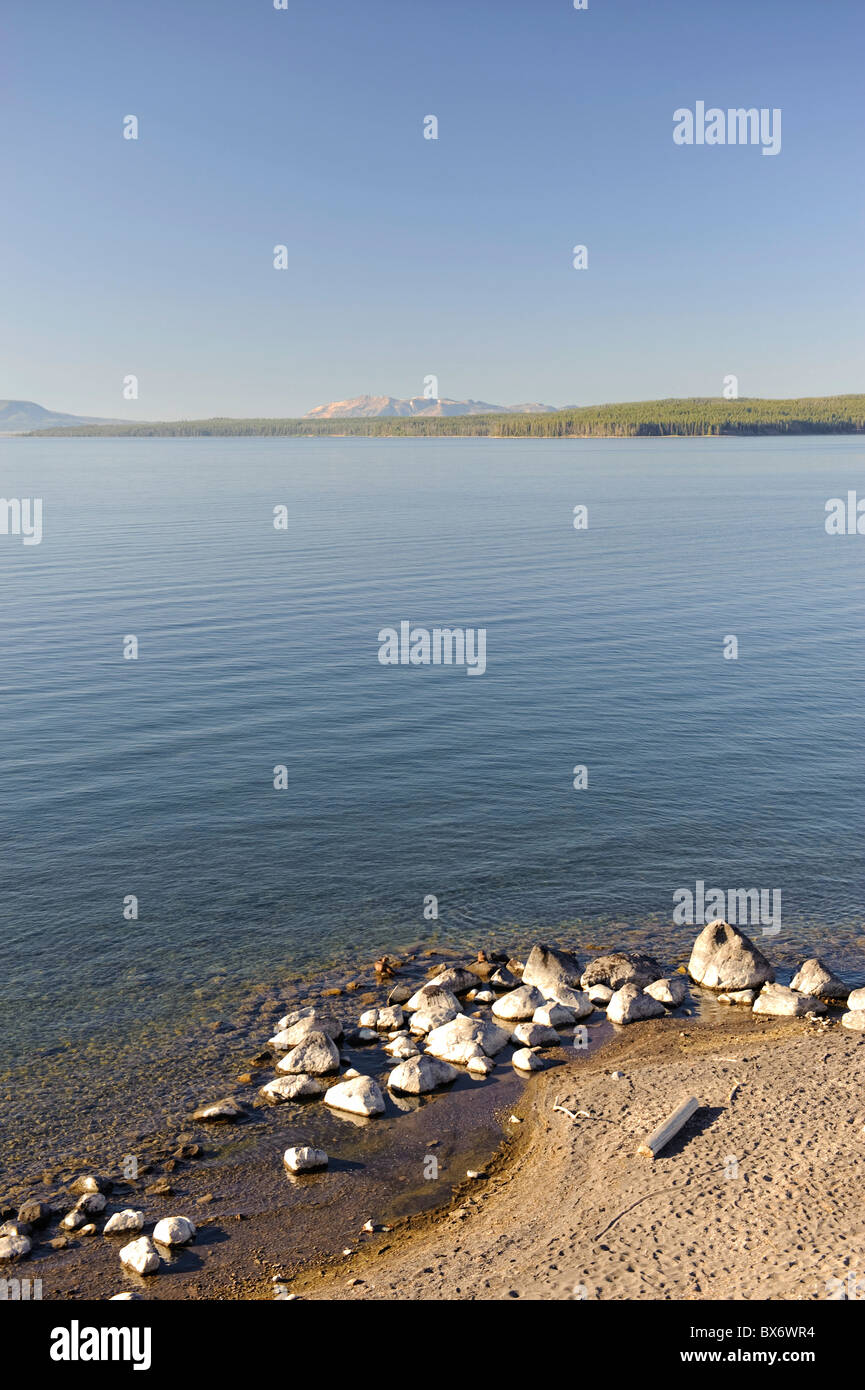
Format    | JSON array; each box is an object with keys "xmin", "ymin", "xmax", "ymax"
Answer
[{"xmin": 28, "ymin": 395, "xmax": 865, "ymax": 439}]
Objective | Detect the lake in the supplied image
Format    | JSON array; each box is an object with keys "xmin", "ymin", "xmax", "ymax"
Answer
[{"xmin": 1, "ymin": 435, "xmax": 863, "ymax": 1171}]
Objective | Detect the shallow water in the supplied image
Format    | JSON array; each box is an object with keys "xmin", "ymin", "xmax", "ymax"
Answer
[{"xmin": 1, "ymin": 435, "xmax": 863, "ymax": 1180}]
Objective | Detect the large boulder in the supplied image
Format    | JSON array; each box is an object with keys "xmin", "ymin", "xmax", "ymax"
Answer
[
  {"xmin": 533, "ymin": 1001, "xmax": 576, "ymax": 1027},
  {"xmin": 644, "ymin": 977, "xmax": 687, "ymax": 1007},
  {"xmin": 581, "ymin": 951, "xmax": 664, "ymax": 991},
  {"xmin": 607, "ymin": 983, "xmax": 666, "ymax": 1025},
  {"xmin": 276, "ymin": 1030, "xmax": 340, "ymax": 1076},
  {"xmin": 542, "ymin": 984, "xmax": 593, "ymax": 1017},
  {"xmin": 409, "ymin": 1004, "xmax": 460, "ymax": 1036},
  {"xmin": 848, "ymin": 988, "xmax": 865, "ymax": 1011},
  {"xmin": 324, "ymin": 1075, "xmax": 385, "ymax": 1117},
  {"xmin": 425, "ymin": 1015, "xmax": 510, "ymax": 1062},
  {"xmin": 269, "ymin": 1012, "xmax": 342, "ymax": 1049},
  {"xmin": 388, "ymin": 1055, "xmax": 459, "ymax": 1094},
  {"xmin": 522, "ymin": 944, "xmax": 582, "ymax": 995},
  {"xmin": 789, "ymin": 959, "xmax": 849, "ymax": 1003},
  {"xmin": 492, "ymin": 984, "xmax": 546, "ymax": 1021},
  {"xmin": 752, "ymin": 983, "xmax": 825, "ymax": 1017},
  {"xmin": 687, "ymin": 921, "xmax": 775, "ymax": 991}
]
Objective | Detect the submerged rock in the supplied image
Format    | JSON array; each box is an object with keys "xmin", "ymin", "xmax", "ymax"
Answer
[
  {"xmin": 259, "ymin": 1074, "xmax": 325, "ymax": 1104},
  {"xmin": 512, "ymin": 1048, "xmax": 546, "ymax": 1072},
  {"xmin": 324, "ymin": 1075, "xmax": 386, "ymax": 1117},
  {"xmin": 644, "ymin": 977, "xmax": 687, "ymax": 1006},
  {"xmin": 492, "ymin": 984, "xmax": 546, "ymax": 1021},
  {"xmin": 153, "ymin": 1216, "xmax": 196, "ymax": 1247},
  {"xmin": 581, "ymin": 951, "xmax": 664, "ymax": 991},
  {"xmin": 752, "ymin": 983, "xmax": 826, "ymax": 1017},
  {"xmin": 388, "ymin": 1055, "xmax": 459, "ymax": 1095},
  {"xmin": 789, "ymin": 959, "xmax": 849, "ymax": 1002},
  {"xmin": 607, "ymin": 983, "xmax": 666, "ymax": 1025},
  {"xmin": 687, "ymin": 920, "xmax": 774, "ymax": 991},
  {"xmin": 104, "ymin": 1210, "xmax": 145, "ymax": 1236},
  {"xmin": 119, "ymin": 1236, "xmax": 160, "ymax": 1275},
  {"xmin": 192, "ymin": 1097, "xmax": 245, "ymax": 1122},
  {"xmin": 276, "ymin": 1030, "xmax": 340, "ymax": 1076},
  {"xmin": 522, "ymin": 944, "xmax": 582, "ymax": 995},
  {"xmin": 283, "ymin": 1146, "xmax": 328, "ymax": 1173}
]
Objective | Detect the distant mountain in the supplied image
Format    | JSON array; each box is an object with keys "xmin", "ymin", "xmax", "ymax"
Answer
[
  {"xmin": 0, "ymin": 400, "xmax": 125, "ymax": 433},
  {"xmin": 304, "ymin": 394, "xmax": 559, "ymax": 419}
]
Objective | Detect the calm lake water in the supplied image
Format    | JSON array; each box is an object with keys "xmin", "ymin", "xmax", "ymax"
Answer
[{"xmin": 1, "ymin": 435, "xmax": 864, "ymax": 1168}]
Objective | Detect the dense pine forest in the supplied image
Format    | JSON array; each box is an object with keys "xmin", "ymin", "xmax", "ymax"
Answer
[{"xmin": 29, "ymin": 396, "xmax": 865, "ymax": 439}]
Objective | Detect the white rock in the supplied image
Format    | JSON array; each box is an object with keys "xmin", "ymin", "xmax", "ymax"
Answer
[
  {"xmin": 192, "ymin": 1097, "xmax": 244, "ymax": 1122},
  {"xmin": 119, "ymin": 1236, "xmax": 160, "ymax": 1275},
  {"xmin": 541, "ymin": 984, "xmax": 593, "ymax": 1017},
  {"xmin": 533, "ymin": 1001, "xmax": 576, "ymax": 1027},
  {"xmin": 492, "ymin": 984, "xmax": 546, "ymax": 1021},
  {"xmin": 717, "ymin": 988, "xmax": 757, "ymax": 1005},
  {"xmin": 153, "ymin": 1216, "xmax": 196, "ymax": 1247},
  {"xmin": 405, "ymin": 984, "xmax": 461, "ymax": 1014},
  {"xmin": 276, "ymin": 1030, "xmax": 340, "ymax": 1076},
  {"xmin": 283, "ymin": 1146, "xmax": 328, "ymax": 1173},
  {"xmin": 789, "ymin": 958, "xmax": 850, "ymax": 1003},
  {"xmin": 687, "ymin": 920, "xmax": 774, "ymax": 991},
  {"xmin": 409, "ymin": 1005, "xmax": 460, "ymax": 1036},
  {"xmin": 384, "ymin": 1035, "xmax": 419, "ymax": 1059},
  {"xmin": 847, "ymin": 988, "xmax": 865, "ymax": 1011},
  {"xmin": 588, "ymin": 984, "xmax": 613, "ymax": 1005},
  {"xmin": 581, "ymin": 951, "xmax": 664, "ymax": 991},
  {"xmin": 74, "ymin": 1192, "xmax": 107, "ymax": 1216},
  {"xmin": 429, "ymin": 967, "xmax": 477, "ymax": 995},
  {"xmin": 259, "ymin": 1073, "xmax": 325, "ymax": 1104},
  {"xmin": 512, "ymin": 1022, "xmax": 561, "ymax": 1048},
  {"xmin": 62, "ymin": 1209, "xmax": 88, "ymax": 1231},
  {"xmin": 388, "ymin": 1055, "xmax": 459, "ymax": 1094},
  {"xmin": 0, "ymin": 1233, "xmax": 31, "ymax": 1261},
  {"xmin": 752, "ymin": 983, "xmax": 826, "ymax": 1017},
  {"xmin": 512, "ymin": 1048, "xmax": 546, "ymax": 1072},
  {"xmin": 324, "ymin": 1075, "xmax": 386, "ymax": 1116},
  {"xmin": 466, "ymin": 1055, "xmax": 494, "ymax": 1075},
  {"xmin": 425, "ymin": 1014, "xmax": 511, "ymax": 1062},
  {"xmin": 522, "ymin": 944, "xmax": 582, "ymax": 994},
  {"xmin": 109, "ymin": 1292, "xmax": 136, "ymax": 1300},
  {"xmin": 645, "ymin": 977, "xmax": 687, "ymax": 1006},
  {"xmin": 474, "ymin": 989, "xmax": 495, "ymax": 1004},
  {"xmin": 103, "ymin": 1210, "xmax": 144, "ymax": 1236},
  {"xmin": 607, "ymin": 983, "xmax": 666, "ymax": 1025},
  {"xmin": 840, "ymin": 1009, "xmax": 865, "ymax": 1031}
]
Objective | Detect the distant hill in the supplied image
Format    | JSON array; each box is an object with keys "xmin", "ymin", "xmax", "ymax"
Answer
[
  {"xmin": 0, "ymin": 400, "xmax": 125, "ymax": 433},
  {"xmin": 25, "ymin": 396, "xmax": 865, "ymax": 440},
  {"xmin": 304, "ymin": 394, "xmax": 559, "ymax": 419}
]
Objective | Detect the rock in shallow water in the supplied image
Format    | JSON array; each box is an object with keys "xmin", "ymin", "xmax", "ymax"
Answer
[
  {"xmin": 533, "ymin": 1001, "xmax": 576, "ymax": 1027},
  {"xmin": 752, "ymin": 983, "xmax": 826, "ymax": 1017},
  {"xmin": 277, "ymin": 1030, "xmax": 341, "ymax": 1076},
  {"xmin": 0, "ymin": 1233, "xmax": 31, "ymax": 1261},
  {"xmin": 428, "ymin": 967, "xmax": 478, "ymax": 995},
  {"xmin": 425, "ymin": 1014, "xmax": 511, "ymax": 1061},
  {"xmin": 492, "ymin": 984, "xmax": 546, "ymax": 1021},
  {"xmin": 388, "ymin": 1055, "xmax": 459, "ymax": 1094},
  {"xmin": 283, "ymin": 1146, "xmax": 328, "ymax": 1173},
  {"xmin": 607, "ymin": 983, "xmax": 667, "ymax": 1025},
  {"xmin": 512, "ymin": 1021, "xmax": 561, "ymax": 1048},
  {"xmin": 687, "ymin": 920, "xmax": 774, "ymax": 991},
  {"xmin": 512, "ymin": 1048, "xmax": 546, "ymax": 1072},
  {"xmin": 717, "ymin": 988, "xmax": 757, "ymax": 1005},
  {"xmin": 192, "ymin": 1097, "xmax": 245, "ymax": 1123},
  {"xmin": 789, "ymin": 958, "xmax": 850, "ymax": 1003},
  {"xmin": 104, "ymin": 1210, "xmax": 145, "ymax": 1236},
  {"xmin": 405, "ymin": 983, "xmax": 461, "ymax": 1014},
  {"xmin": 259, "ymin": 1073, "xmax": 325, "ymax": 1104},
  {"xmin": 588, "ymin": 984, "xmax": 613, "ymax": 1006},
  {"xmin": 324, "ymin": 1075, "xmax": 386, "ymax": 1116},
  {"xmin": 581, "ymin": 951, "xmax": 665, "ymax": 991},
  {"xmin": 153, "ymin": 1216, "xmax": 196, "ymax": 1247},
  {"xmin": 644, "ymin": 977, "xmax": 687, "ymax": 1006},
  {"xmin": 119, "ymin": 1236, "xmax": 160, "ymax": 1275}
]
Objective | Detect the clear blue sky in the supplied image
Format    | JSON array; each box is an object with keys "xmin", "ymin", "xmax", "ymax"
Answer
[{"xmin": 2, "ymin": 0, "xmax": 862, "ymax": 418}]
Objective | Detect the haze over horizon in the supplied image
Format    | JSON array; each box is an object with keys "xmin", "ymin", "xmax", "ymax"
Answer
[{"xmin": 3, "ymin": 0, "xmax": 863, "ymax": 421}]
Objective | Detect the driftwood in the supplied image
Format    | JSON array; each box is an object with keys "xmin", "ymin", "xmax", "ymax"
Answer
[{"xmin": 637, "ymin": 1095, "xmax": 699, "ymax": 1158}]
